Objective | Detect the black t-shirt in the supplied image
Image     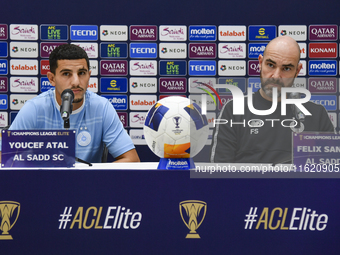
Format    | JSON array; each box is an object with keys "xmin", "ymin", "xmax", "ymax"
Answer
[{"xmin": 210, "ymin": 90, "xmax": 334, "ymax": 164}]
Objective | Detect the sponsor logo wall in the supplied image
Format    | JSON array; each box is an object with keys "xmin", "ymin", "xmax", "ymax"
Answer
[{"xmin": 0, "ymin": 23, "xmax": 339, "ymax": 139}]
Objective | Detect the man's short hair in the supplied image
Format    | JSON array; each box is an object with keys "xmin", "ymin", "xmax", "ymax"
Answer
[{"xmin": 49, "ymin": 44, "xmax": 90, "ymax": 74}]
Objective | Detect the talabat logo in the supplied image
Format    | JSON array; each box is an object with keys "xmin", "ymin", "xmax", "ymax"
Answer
[
  {"xmin": 130, "ymin": 94, "xmax": 156, "ymax": 110},
  {"xmin": 218, "ymin": 43, "xmax": 246, "ymax": 59},
  {"xmin": 159, "ymin": 43, "xmax": 186, "ymax": 59},
  {"xmin": 189, "ymin": 60, "xmax": 216, "ymax": 76},
  {"xmin": 10, "ymin": 59, "xmax": 38, "ymax": 75},
  {"xmin": 40, "ymin": 42, "xmax": 66, "ymax": 58},
  {"xmin": 100, "ymin": 60, "xmax": 128, "ymax": 76},
  {"xmin": 70, "ymin": 25, "xmax": 98, "ymax": 41},
  {"xmin": 130, "ymin": 60, "xmax": 157, "ymax": 76},
  {"xmin": 248, "ymin": 43, "xmax": 267, "ymax": 59},
  {"xmin": 309, "ymin": 25, "xmax": 337, "ymax": 41},
  {"xmin": 278, "ymin": 25, "xmax": 307, "ymax": 41},
  {"xmin": 159, "ymin": 61, "xmax": 186, "ymax": 76},
  {"xmin": 10, "ymin": 77, "xmax": 38, "ymax": 93},
  {"xmin": 72, "ymin": 43, "xmax": 98, "ymax": 58},
  {"xmin": 218, "ymin": 25, "xmax": 246, "ymax": 41},
  {"xmin": 308, "ymin": 60, "xmax": 337, "ymax": 76},
  {"xmin": 88, "ymin": 77, "xmax": 98, "ymax": 93},
  {"xmin": 0, "ymin": 24, "xmax": 8, "ymax": 40},
  {"xmin": 308, "ymin": 78, "xmax": 336, "ymax": 93},
  {"xmin": 159, "ymin": 25, "xmax": 187, "ymax": 41},
  {"xmin": 40, "ymin": 25, "xmax": 68, "ymax": 40},
  {"xmin": 101, "ymin": 95, "xmax": 127, "ymax": 110},
  {"xmin": 189, "ymin": 25, "xmax": 216, "ymax": 41},
  {"xmin": 298, "ymin": 43, "xmax": 307, "ymax": 58},
  {"xmin": 159, "ymin": 78, "xmax": 187, "ymax": 93},
  {"xmin": 0, "ymin": 95, "xmax": 8, "ymax": 110},
  {"xmin": 10, "ymin": 24, "xmax": 38, "ymax": 40},
  {"xmin": 100, "ymin": 77, "xmax": 128, "ymax": 93},
  {"xmin": 40, "ymin": 60, "xmax": 50, "ymax": 75},
  {"xmin": 189, "ymin": 43, "xmax": 216, "ymax": 59},
  {"xmin": 0, "ymin": 77, "xmax": 8, "ymax": 92},
  {"xmin": 130, "ymin": 43, "xmax": 157, "ymax": 58},
  {"xmin": 248, "ymin": 25, "xmax": 276, "ymax": 41},
  {"xmin": 129, "ymin": 78, "xmax": 157, "ymax": 93},
  {"xmin": 218, "ymin": 60, "xmax": 246, "ymax": 76},
  {"xmin": 100, "ymin": 43, "xmax": 128, "ymax": 58},
  {"xmin": 10, "ymin": 42, "xmax": 38, "ymax": 58},
  {"xmin": 130, "ymin": 25, "xmax": 157, "ymax": 41},
  {"xmin": 309, "ymin": 43, "xmax": 337, "ymax": 58},
  {"xmin": 100, "ymin": 25, "xmax": 128, "ymax": 41},
  {"xmin": 0, "ymin": 42, "xmax": 8, "ymax": 57}
]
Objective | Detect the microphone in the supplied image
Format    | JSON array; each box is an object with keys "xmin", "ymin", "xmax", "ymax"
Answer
[
  {"xmin": 60, "ymin": 89, "xmax": 74, "ymax": 120},
  {"xmin": 289, "ymin": 92, "xmax": 305, "ymax": 122}
]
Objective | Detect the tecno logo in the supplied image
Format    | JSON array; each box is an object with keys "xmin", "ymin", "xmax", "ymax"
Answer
[
  {"xmin": 189, "ymin": 61, "xmax": 216, "ymax": 75},
  {"xmin": 130, "ymin": 43, "xmax": 157, "ymax": 58},
  {"xmin": 70, "ymin": 25, "xmax": 98, "ymax": 40}
]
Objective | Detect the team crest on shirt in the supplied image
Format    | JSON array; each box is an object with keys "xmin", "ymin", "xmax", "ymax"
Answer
[
  {"xmin": 290, "ymin": 122, "xmax": 305, "ymax": 133},
  {"xmin": 77, "ymin": 131, "xmax": 91, "ymax": 146}
]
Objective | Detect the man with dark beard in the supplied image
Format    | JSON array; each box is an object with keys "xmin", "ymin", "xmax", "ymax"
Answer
[
  {"xmin": 8, "ymin": 44, "xmax": 140, "ymax": 163},
  {"xmin": 210, "ymin": 36, "xmax": 334, "ymax": 163}
]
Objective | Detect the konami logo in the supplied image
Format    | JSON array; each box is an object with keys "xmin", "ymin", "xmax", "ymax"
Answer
[
  {"xmin": 10, "ymin": 59, "xmax": 38, "ymax": 75},
  {"xmin": 40, "ymin": 60, "xmax": 50, "ymax": 75},
  {"xmin": 309, "ymin": 43, "xmax": 337, "ymax": 58}
]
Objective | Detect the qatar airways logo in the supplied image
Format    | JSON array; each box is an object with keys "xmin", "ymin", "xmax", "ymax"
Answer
[
  {"xmin": 309, "ymin": 25, "xmax": 337, "ymax": 41},
  {"xmin": 189, "ymin": 43, "xmax": 216, "ymax": 58},
  {"xmin": 100, "ymin": 60, "xmax": 127, "ymax": 76},
  {"xmin": 248, "ymin": 61, "xmax": 261, "ymax": 76},
  {"xmin": 10, "ymin": 24, "xmax": 38, "ymax": 40},
  {"xmin": 40, "ymin": 42, "xmax": 66, "ymax": 58},
  {"xmin": 0, "ymin": 24, "xmax": 8, "ymax": 40},
  {"xmin": 130, "ymin": 26, "xmax": 157, "ymax": 41},
  {"xmin": 159, "ymin": 26, "xmax": 186, "ymax": 41}
]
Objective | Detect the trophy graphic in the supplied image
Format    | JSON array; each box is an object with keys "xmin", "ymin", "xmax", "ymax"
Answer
[
  {"xmin": 0, "ymin": 201, "xmax": 20, "ymax": 240},
  {"xmin": 179, "ymin": 200, "xmax": 207, "ymax": 238}
]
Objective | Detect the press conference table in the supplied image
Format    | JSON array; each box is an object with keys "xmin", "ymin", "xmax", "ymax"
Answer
[{"xmin": 2, "ymin": 163, "xmax": 340, "ymax": 254}]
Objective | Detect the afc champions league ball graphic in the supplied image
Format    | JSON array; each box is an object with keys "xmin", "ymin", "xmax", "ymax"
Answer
[{"xmin": 143, "ymin": 96, "xmax": 209, "ymax": 159}]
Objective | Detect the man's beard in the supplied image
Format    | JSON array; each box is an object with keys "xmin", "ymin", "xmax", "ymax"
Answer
[
  {"xmin": 260, "ymin": 73, "xmax": 295, "ymax": 99},
  {"xmin": 71, "ymin": 86, "xmax": 84, "ymax": 104}
]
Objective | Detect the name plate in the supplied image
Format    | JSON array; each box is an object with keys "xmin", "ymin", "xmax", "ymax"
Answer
[
  {"xmin": 293, "ymin": 132, "xmax": 340, "ymax": 166},
  {"xmin": 1, "ymin": 130, "xmax": 76, "ymax": 168}
]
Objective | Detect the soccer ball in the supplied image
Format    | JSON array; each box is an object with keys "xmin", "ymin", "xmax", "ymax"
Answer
[{"xmin": 143, "ymin": 96, "xmax": 209, "ymax": 158}]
